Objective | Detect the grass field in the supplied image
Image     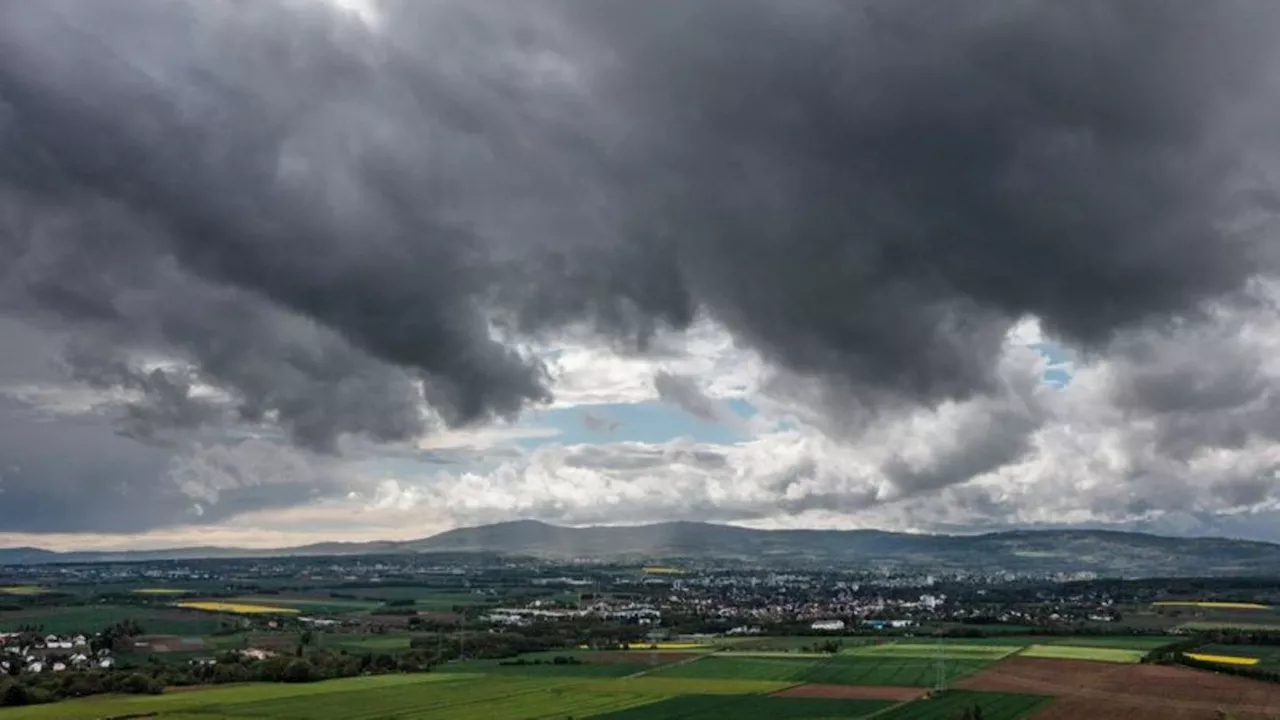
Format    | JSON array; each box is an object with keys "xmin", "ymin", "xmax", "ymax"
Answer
[
  {"xmin": 0, "ymin": 605, "xmax": 223, "ymax": 635},
  {"xmin": 132, "ymin": 588, "xmax": 193, "ymax": 596},
  {"xmin": 176, "ymin": 600, "xmax": 301, "ymax": 615},
  {"xmin": 1018, "ymin": 644, "xmax": 1145, "ymax": 663},
  {"xmin": 871, "ymin": 690, "xmax": 1050, "ymax": 719},
  {"xmin": 594, "ymin": 694, "xmax": 893, "ymax": 719}
]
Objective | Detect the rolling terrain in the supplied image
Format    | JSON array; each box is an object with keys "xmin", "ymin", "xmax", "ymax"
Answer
[{"xmin": 4, "ymin": 520, "xmax": 1280, "ymax": 576}]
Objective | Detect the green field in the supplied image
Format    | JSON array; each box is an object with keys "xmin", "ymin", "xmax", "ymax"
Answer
[
  {"xmin": 846, "ymin": 642, "xmax": 1020, "ymax": 660},
  {"xmin": 650, "ymin": 656, "xmax": 818, "ymax": 682},
  {"xmin": 1193, "ymin": 644, "xmax": 1280, "ymax": 666},
  {"xmin": 220, "ymin": 596, "xmax": 383, "ymax": 614},
  {"xmin": 1177, "ymin": 620, "xmax": 1280, "ymax": 632},
  {"xmin": 803, "ymin": 656, "xmax": 988, "ymax": 687},
  {"xmin": 594, "ymin": 694, "xmax": 894, "ymax": 719},
  {"xmin": 0, "ymin": 605, "xmax": 223, "ymax": 635},
  {"xmin": 872, "ymin": 690, "xmax": 1050, "ymax": 720},
  {"xmin": 653, "ymin": 653, "xmax": 989, "ymax": 687},
  {"xmin": 1018, "ymin": 644, "xmax": 1145, "ymax": 663},
  {"xmin": 717, "ymin": 635, "xmax": 883, "ymax": 652},
  {"xmin": 1041, "ymin": 636, "xmax": 1174, "ymax": 650},
  {"xmin": 438, "ymin": 660, "xmax": 641, "ymax": 678},
  {"xmin": 0, "ymin": 674, "xmax": 798, "ymax": 720},
  {"xmin": 321, "ymin": 634, "xmax": 414, "ymax": 652}
]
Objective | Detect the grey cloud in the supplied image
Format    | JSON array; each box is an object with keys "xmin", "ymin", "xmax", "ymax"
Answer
[
  {"xmin": 0, "ymin": 0, "xmax": 1275, "ymax": 453},
  {"xmin": 653, "ymin": 371, "xmax": 740, "ymax": 427},
  {"xmin": 0, "ymin": 397, "xmax": 351, "ymax": 532}
]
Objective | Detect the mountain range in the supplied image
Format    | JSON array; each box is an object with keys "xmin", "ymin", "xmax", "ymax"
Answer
[{"xmin": 4, "ymin": 520, "xmax": 1280, "ymax": 576}]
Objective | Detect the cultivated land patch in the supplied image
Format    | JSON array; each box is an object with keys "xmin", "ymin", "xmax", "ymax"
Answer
[
  {"xmin": 0, "ymin": 586, "xmax": 46, "ymax": 595},
  {"xmin": 1153, "ymin": 601, "xmax": 1273, "ymax": 610},
  {"xmin": 648, "ymin": 653, "xmax": 990, "ymax": 687},
  {"xmin": 803, "ymin": 656, "xmax": 990, "ymax": 687},
  {"xmin": 1017, "ymin": 644, "xmax": 1145, "ymax": 663},
  {"xmin": 871, "ymin": 690, "xmax": 1049, "ymax": 720},
  {"xmin": 175, "ymin": 600, "xmax": 301, "ymax": 615},
  {"xmin": 219, "ymin": 595, "xmax": 383, "ymax": 613},
  {"xmin": 0, "ymin": 605, "xmax": 222, "ymax": 635},
  {"xmin": 772, "ymin": 683, "xmax": 925, "ymax": 701},
  {"xmin": 131, "ymin": 588, "xmax": 193, "ymax": 596},
  {"xmin": 1193, "ymin": 643, "xmax": 1280, "ymax": 666},
  {"xmin": 1039, "ymin": 636, "xmax": 1174, "ymax": 650},
  {"xmin": 593, "ymin": 694, "xmax": 893, "ymax": 719},
  {"xmin": 438, "ymin": 658, "xmax": 641, "ymax": 678},
  {"xmin": 846, "ymin": 642, "xmax": 1021, "ymax": 660},
  {"xmin": 650, "ymin": 655, "xmax": 819, "ymax": 682},
  {"xmin": 958, "ymin": 656, "xmax": 1280, "ymax": 718}
]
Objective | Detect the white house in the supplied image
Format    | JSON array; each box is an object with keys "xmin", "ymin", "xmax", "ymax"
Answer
[{"xmin": 810, "ymin": 619, "xmax": 846, "ymax": 631}]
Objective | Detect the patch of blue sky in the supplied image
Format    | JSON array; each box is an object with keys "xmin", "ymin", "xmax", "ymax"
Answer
[{"xmin": 1029, "ymin": 341, "xmax": 1074, "ymax": 388}]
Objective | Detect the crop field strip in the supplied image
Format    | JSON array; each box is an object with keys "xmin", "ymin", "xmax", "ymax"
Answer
[
  {"xmin": 0, "ymin": 604, "xmax": 224, "ymax": 634},
  {"xmin": 844, "ymin": 642, "xmax": 1022, "ymax": 659},
  {"xmin": 648, "ymin": 651, "xmax": 992, "ymax": 687},
  {"xmin": 1192, "ymin": 643, "xmax": 1280, "ymax": 666},
  {"xmin": 1017, "ymin": 644, "xmax": 1146, "ymax": 663},
  {"xmin": 870, "ymin": 690, "xmax": 1051, "ymax": 720},
  {"xmin": 593, "ymin": 694, "xmax": 895, "ymax": 719}
]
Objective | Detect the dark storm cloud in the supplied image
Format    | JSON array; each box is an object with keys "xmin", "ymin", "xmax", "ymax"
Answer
[{"xmin": 0, "ymin": 0, "xmax": 1278, "ymax": 449}]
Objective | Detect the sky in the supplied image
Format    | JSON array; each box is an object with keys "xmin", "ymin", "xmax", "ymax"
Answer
[{"xmin": 3, "ymin": 0, "xmax": 1280, "ymax": 550}]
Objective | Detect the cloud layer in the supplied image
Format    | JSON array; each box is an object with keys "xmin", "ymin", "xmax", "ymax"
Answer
[{"xmin": 0, "ymin": 0, "xmax": 1279, "ymax": 543}]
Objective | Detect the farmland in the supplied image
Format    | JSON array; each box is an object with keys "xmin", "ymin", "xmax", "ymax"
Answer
[
  {"xmin": 1187, "ymin": 643, "xmax": 1280, "ymax": 667},
  {"xmin": 846, "ymin": 642, "xmax": 1021, "ymax": 659},
  {"xmin": 594, "ymin": 694, "xmax": 894, "ymax": 718},
  {"xmin": 645, "ymin": 651, "xmax": 994, "ymax": 687},
  {"xmin": 1017, "ymin": 644, "xmax": 1145, "ymax": 663},
  {"xmin": 0, "ymin": 586, "xmax": 45, "ymax": 596},
  {"xmin": 175, "ymin": 600, "xmax": 302, "ymax": 615},
  {"xmin": 960, "ymin": 656, "xmax": 1280, "ymax": 718},
  {"xmin": 0, "ymin": 675, "xmax": 760, "ymax": 720},
  {"xmin": 1153, "ymin": 600, "xmax": 1273, "ymax": 610},
  {"xmin": 871, "ymin": 690, "xmax": 1049, "ymax": 720},
  {"xmin": 0, "ymin": 605, "xmax": 223, "ymax": 634}
]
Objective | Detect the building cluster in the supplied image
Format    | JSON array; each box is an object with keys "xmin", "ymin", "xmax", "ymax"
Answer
[{"xmin": 0, "ymin": 632, "xmax": 113, "ymax": 674}]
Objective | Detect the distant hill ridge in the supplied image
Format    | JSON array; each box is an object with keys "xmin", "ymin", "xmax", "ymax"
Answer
[{"xmin": 3, "ymin": 520, "xmax": 1279, "ymax": 576}]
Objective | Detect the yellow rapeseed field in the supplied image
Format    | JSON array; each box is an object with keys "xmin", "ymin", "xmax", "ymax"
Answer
[
  {"xmin": 0, "ymin": 586, "xmax": 46, "ymax": 595},
  {"xmin": 177, "ymin": 600, "xmax": 300, "ymax": 615},
  {"xmin": 1153, "ymin": 601, "xmax": 1273, "ymax": 610},
  {"xmin": 1185, "ymin": 652, "xmax": 1260, "ymax": 666},
  {"xmin": 641, "ymin": 566, "xmax": 686, "ymax": 575}
]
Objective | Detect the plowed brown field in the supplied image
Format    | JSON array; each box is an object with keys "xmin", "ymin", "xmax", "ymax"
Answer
[
  {"xmin": 772, "ymin": 683, "xmax": 924, "ymax": 701},
  {"xmin": 958, "ymin": 657, "xmax": 1280, "ymax": 718}
]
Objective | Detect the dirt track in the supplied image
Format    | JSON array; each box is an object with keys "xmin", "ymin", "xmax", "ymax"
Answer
[{"xmin": 958, "ymin": 657, "xmax": 1280, "ymax": 719}]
